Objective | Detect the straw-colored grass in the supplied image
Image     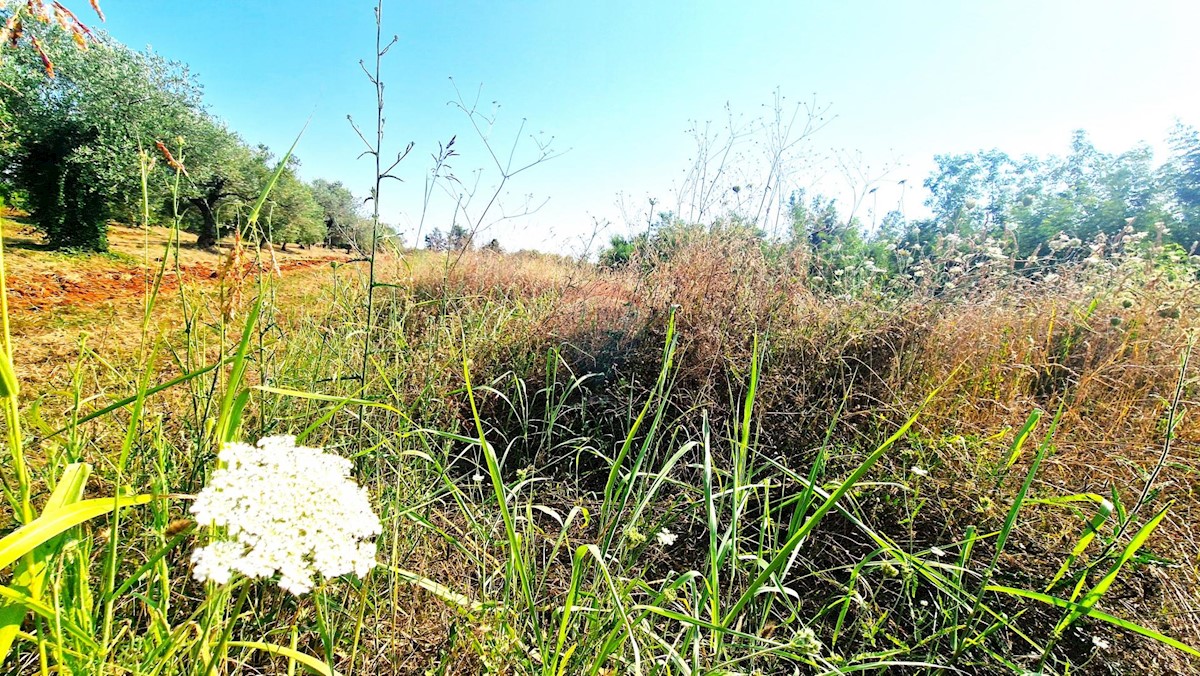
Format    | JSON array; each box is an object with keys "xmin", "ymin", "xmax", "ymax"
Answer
[{"xmin": 2, "ymin": 216, "xmax": 1199, "ymax": 675}]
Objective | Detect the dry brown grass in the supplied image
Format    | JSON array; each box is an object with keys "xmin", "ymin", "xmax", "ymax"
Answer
[
  {"xmin": 383, "ymin": 231, "xmax": 1200, "ymax": 672},
  {"xmin": 6, "ymin": 224, "xmax": 1199, "ymax": 673}
]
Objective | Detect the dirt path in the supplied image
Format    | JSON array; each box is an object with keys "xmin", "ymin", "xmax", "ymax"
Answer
[
  {"xmin": 2, "ymin": 225, "xmax": 355, "ymax": 388},
  {"xmin": 5, "ymin": 257, "xmax": 337, "ymax": 312},
  {"xmin": 1, "ymin": 221, "xmax": 351, "ymax": 313}
]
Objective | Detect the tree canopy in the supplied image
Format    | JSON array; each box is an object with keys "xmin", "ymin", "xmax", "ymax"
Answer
[
  {"xmin": 0, "ymin": 17, "xmax": 349, "ymax": 251},
  {"xmin": 310, "ymin": 178, "xmax": 372, "ymax": 252}
]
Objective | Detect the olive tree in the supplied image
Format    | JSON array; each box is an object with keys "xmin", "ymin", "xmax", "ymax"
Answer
[
  {"xmin": 1, "ymin": 26, "xmax": 204, "ymax": 249},
  {"xmin": 310, "ymin": 179, "xmax": 369, "ymax": 252},
  {"xmin": 169, "ymin": 121, "xmax": 271, "ymax": 249},
  {"xmin": 261, "ymin": 166, "xmax": 324, "ymax": 248}
]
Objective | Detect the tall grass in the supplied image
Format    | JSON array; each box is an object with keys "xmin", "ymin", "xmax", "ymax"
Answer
[
  {"xmin": 4, "ymin": 210, "xmax": 1200, "ymax": 673},
  {"xmin": 2, "ymin": 16, "xmax": 1200, "ymax": 676}
]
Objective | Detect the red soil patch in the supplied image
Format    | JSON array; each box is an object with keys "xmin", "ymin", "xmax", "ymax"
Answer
[{"xmin": 6, "ymin": 257, "xmax": 336, "ymax": 312}]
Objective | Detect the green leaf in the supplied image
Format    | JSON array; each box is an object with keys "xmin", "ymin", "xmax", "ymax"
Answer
[
  {"xmin": 225, "ymin": 640, "xmax": 340, "ymax": 676},
  {"xmin": 0, "ymin": 495, "xmax": 154, "ymax": 571}
]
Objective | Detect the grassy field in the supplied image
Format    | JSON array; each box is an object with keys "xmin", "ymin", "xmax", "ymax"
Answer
[{"xmin": 1, "ymin": 218, "xmax": 1198, "ymax": 675}]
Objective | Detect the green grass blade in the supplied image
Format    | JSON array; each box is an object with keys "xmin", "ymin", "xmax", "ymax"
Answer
[
  {"xmin": 0, "ymin": 495, "xmax": 154, "ymax": 571},
  {"xmin": 0, "ymin": 463, "xmax": 92, "ymax": 660},
  {"xmin": 1044, "ymin": 495, "xmax": 1113, "ymax": 592},
  {"xmin": 461, "ymin": 345, "xmax": 541, "ymax": 644},
  {"xmin": 963, "ymin": 407, "xmax": 1058, "ymax": 642},
  {"xmin": 42, "ymin": 358, "xmax": 232, "ymax": 440},
  {"xmin": 547, "ymin": 545, "xmax": 590, "ymax": 676},
  {"xmin": 215, "ymin": 297, "xmax": 263, "ymax": 445},
  {"xmin": 0, "ymin": 584, "xmax": 98, "ymax": 651},
  {"xmin": 224, "ymin": 640, "xmax": 340, "ymax": 675},
  {"xmin": 384, "ymin": 565, "xmax": 481, "ymax": 612},
  {"xmin": 1056, "ymin": 504, "xmax": 1171, "ymax": 633},
  {"xmin": 722, "ymin": 385, "xmax": 940, "ymax": 624},
  {"xmin": 1003, "ymin": 409, "xmax": 1041, "ymax": 472},
  {"xmin": 988, "ymin": 584, "xmax": 1200, "ymax": 659}
]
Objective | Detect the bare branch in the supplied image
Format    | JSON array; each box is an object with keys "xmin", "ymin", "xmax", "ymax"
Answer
[
  {"xmin": 379, "ymin": 34, "xmax": 399, "ymax": 56},
  {"xmin": 347, "ymin": 115, "xmax": 376, "ymax": 153}
]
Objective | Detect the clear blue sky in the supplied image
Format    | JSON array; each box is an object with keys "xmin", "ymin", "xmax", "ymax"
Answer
[{"xmin": 100, "ymin": 1, "xmax": 1200, "ymax": 253}]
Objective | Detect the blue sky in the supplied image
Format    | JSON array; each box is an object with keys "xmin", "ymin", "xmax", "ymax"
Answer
[{"xmin": 100, "ymin": 1, "xmax": 1200, "ymax": 253}]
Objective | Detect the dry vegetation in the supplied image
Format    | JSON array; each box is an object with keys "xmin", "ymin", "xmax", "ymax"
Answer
[
  {"xmin": 3, "ymin": 221, "xmax": 1199, "ymax": 675},
  {"xmin": 3, "ymin": 4, "xmax": 1199, "ymax": 675}
]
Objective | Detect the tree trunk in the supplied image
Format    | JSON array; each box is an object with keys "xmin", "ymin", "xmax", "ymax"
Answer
[{"xmin": 191, "ymin": 198, "xmax": 219, "ymax": 249}]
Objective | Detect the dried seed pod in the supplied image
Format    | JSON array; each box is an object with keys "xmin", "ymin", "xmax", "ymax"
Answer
[{"xmin": 165, "ymin": 518, "xmax": 195, "ymax": 537}]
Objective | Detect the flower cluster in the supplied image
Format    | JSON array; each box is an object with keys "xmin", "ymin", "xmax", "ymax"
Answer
[
  {"xmin": 655, "ymin": 528, "xmax": 677, "ymax": 546},
  {"xmin": 190, "ymin": 435, "xmax": 381, "ymax": 595}
]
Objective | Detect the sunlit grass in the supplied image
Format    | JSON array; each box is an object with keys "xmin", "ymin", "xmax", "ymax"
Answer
[{"xmin": 1, "ymin": 163, "xmax": 1199, "ymax": 675}]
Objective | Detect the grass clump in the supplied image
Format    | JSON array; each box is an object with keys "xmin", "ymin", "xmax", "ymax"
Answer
[
  {"xmin": 1, "ymin": 211, "xmax": 1198, "ymax": 674},
  {"xmin": 3, "ymin": 4, "xmax": 1197, "ymax": 674}
]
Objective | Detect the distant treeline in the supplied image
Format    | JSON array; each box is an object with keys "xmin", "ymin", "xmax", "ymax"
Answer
[{"xmin": 603, "ymin": 127, "xmax": 1200, "ymax": 287}]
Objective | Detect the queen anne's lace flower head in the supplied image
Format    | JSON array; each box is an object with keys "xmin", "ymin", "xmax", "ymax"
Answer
[
  {"xmin": 190, "ymin": 435, "xmax": 382, "ymax": 595},
  {"xmin": 655, "ymin": 528, "xmax": 677, "ymax": 547}
]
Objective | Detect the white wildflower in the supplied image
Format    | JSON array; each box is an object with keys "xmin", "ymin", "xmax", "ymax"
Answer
[
  {"xmin": 190, "ymin": 435, "xmax": 382, "ymax": 595},
  {"xmin": 910, "ymin": 466, "xmax": 928, "ymax": 477},
  {"xmin": 473, "ymin": 472, "xmax": 485, "ymax": 483},
  {"xmin": 656, "ymin": 528, "xmax": 677, "ymax": 547},
  {"xmin": 190, "ymin": 540, "xmax": 242, "ymax": 586},
  {"xmin": 1092, "ymin": 635, "xmax": 1110, "ymax": 650}
]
